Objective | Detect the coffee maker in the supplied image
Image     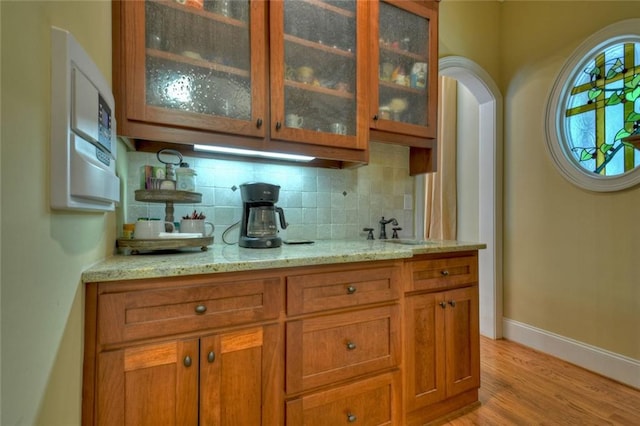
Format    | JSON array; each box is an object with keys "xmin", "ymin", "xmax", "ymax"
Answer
[{"xmin": 239, "ymin": 182, "xmax": 288, "ymax": 248}]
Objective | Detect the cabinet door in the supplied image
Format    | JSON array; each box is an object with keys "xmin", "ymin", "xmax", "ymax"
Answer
[
  {"xmin": 97, "ymin": 339, "xmax": 199, "ymax": 425},
  {"xmin": 444, "ymin": 286, "xmax": 480, "ymax": 397},
  {"xmin": 404, "ymin": 292, "xmax": 446, "ymax": 411},
  {"xmin": 269, "ymin": 0, "xmax": 368, "ymax": 151},
  {"xmin": 116, "ymin": 0, "xmax": 268, "ymax": 138},
  {"xmin": 370, "ymin": 0, "xmax": 438, "ymax": 140},
  {"xmin": 200, "ymin": 325, "xmax": 282, "ymax": 426}
]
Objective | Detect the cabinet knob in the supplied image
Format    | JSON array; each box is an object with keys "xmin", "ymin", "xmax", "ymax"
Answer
[
  {"xmin": 373, "ymin": 114, "xmax": 379, "ymax": 121},
  {"xmin": 256, "ymin": 118, "xmax": 263, "ymax": 128},
  {"xmin": 441, "ymin": 270, "xmax": 450, "ymax": 277},
  {"xmin": 346, "ymin": 285, "xmax": 357, "ymax": 295},
  {"xmin": 183, "ymin": 355, "xmax": 192, "ymax": 367},
  {"xmin": 448, "ymin": 300, "xmax": 456, "ymax": 307},
  {"xmin": 346, "ymin": 341, "xmax": 357, "ymax": 350},
  {"xmin": 207, "ymin": 351, "xmax": 216, "ymax": 363},
  {"xmin": 275, "ymin": 121, "xmax": 282, "ymax": 130},
  {"xmin": 439, "ymin": 301, "xmax": 446, "ymax": 309},
  {"xmin": 347, "ymin": 413, "xmax": 357, "ymax": 422},
  {"xmin": 195, "ymin": 305, "xmax": 207, "ymax": 314}
]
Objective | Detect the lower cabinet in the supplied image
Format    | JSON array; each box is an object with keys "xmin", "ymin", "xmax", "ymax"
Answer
[
  {"xmin": 404, "ymin": 253, "xmax": 480, "ymax": 425},
  {"xmin": 83, "ymin": 254, "xmax": 480, "ymax": 425},
  {"xmin": 286, "ymin": 371, "xmax": 401, "ymax": 425},
  {"xmin": 96, "ymin": 326, "xmax": 278, "ymax": 425}
]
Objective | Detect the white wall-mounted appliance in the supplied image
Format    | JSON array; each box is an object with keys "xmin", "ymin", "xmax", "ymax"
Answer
[{"xmin": 50, "ymin": 26, "xmax": 120, "ymax": 211}]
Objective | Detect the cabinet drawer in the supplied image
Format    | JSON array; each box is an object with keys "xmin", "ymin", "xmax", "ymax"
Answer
[
  {"xmin": 286, "ymin": 305, "xmax": 400, "ymax": 394},
  {"xmin": 98, "ymin": 276, "xmax": 281, "ymax": 345},
  {"xmin": 287, "ymin": 265, "xmax": 400, "ymax": 315},
  {"xmin": 407, "ymin": 252, "xmax": 478, "ymax": 292},
  {"xmin": 286, "ymin": 371, "xmax": 400, "ymax": 426}
]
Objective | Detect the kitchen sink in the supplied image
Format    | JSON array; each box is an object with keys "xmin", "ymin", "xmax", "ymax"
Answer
[{"xmin": 382, "ymin": 239, "xmax": 437, "ymax": 245}]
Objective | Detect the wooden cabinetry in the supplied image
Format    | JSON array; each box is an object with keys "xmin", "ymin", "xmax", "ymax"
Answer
[
  {"xmin": 403, "ymin": 252, "xmax": 480, "ymax": 425},
  {"xmin": 113, "ymin": 1, "xmax": 440, "ymax": 169},
  {"xmin": 369, "ymin": 0, "xmax": 439, "ymax": 174},
  {"xmin": 83, "ymin": 272, "xmax": 284, "ymax": 425},
  {"xmin": 83, "ymin": 251, "xmax": 479, "ymax": 425},
  {"xmin": 285, "ymin": 262, "xmax": 403, "ymax": 425},
  {"xmin": 112, "ymin": 0, "xmax": 369, "ymax": 164}
]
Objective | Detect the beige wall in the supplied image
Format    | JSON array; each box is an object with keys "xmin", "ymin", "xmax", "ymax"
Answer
[
  {"xmin": 1, "ymin": 1, "xmax": 116, "ymax": 425},
  {"xmin": 441, "ymin": 1, "xmax": 640, "ymax": 359}
]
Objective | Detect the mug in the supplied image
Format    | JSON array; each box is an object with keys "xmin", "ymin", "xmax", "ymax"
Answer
[
  {"xmin": 330, "ymin": 122, "xmax": 347, "ymax": 135},
  {"xmin": 180, "ymin": 219, "xmax": 214, "ymax": 237},
  {"xmin": 134, "ymin": 220, "xmax": 175, "ymax": 239},
  {"xmin": 286, "ymin": 113, "xmax": 304, "ymax": 128}
]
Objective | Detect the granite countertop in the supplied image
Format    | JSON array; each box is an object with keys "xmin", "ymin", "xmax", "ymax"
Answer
[{"xmin": 82, "ymin": 239, "xmax": 486, "ymax": 283}]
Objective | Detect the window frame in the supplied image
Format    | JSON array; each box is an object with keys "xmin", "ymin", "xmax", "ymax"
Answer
[{"xmin": 545, "ymin": 18, "xmax": 640, "ymax": 192}]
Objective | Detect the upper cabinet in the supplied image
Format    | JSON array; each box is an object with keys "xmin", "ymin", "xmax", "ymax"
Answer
[
  {"xmin": 369, "ymin": 1, "xmax": 439, "ymax": 149},
  {"xmin": 269, "ymin": 0, "xmax": 368, "ymax": 152},
  {"xmin": 114, "ymin": 0, "xmax": 268, "ymax": 140},
  {"xmin": 113, "ymin": 0, "xmax": 438, "ymax": 169}
]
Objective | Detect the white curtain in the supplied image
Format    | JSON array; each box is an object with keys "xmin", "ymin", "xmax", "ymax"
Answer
[{"xmin": 424, "ymin": 76, "xmax": 457, "ymax": 240}]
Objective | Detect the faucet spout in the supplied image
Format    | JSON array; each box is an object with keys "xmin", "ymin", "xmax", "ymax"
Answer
[{"xmin": 379, "ymin": 216, "xmax": 398, "ymax": 239}]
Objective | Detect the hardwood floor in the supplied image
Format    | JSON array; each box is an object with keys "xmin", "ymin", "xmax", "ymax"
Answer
[{"xmin": 432, "ymin": 337, "xmax": 640, "ymax": 425}]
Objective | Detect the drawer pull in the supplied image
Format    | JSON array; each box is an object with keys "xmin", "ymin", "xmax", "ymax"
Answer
[
  {"xmin": 448, "ymin": 300, "xmax": 456, "ymax": 307},
  {"xmin": 439, "ymin": 301, "xmax": 446, "ymax": 309},
  {"xmin": 183, "ymin": 355, "xmax": 192, "ymax": 367},
  {"xmin": 194, "ymin": 305, "xmax": 207, "ymax": 314},
  {"xmin": 346, "ymin": 341, "xmax": 357, "ymax": 350},
  {"xmin": 347, "ymin": 413, "xmax": 357, "ymax": 422},
  {"xmin": 346, "ymin": 285, "xmax": 357, "ymax": 295},
  {"xmin": 441, "ymin": 270, "xmax": 450, "ymax": 277},
  {"xmin": 207, "ymin": 351, "xmax": 215, "ymax": 363}
]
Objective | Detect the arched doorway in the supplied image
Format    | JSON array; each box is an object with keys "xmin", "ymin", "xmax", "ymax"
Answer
[{"xmin": 417, "ymin": 56, "xmax": 503, "ymax": 338}]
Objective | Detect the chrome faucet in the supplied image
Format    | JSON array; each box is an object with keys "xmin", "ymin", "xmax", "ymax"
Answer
[{"xmin": 379, "ymin": 216, "xmax": 398, "ymax": 239}]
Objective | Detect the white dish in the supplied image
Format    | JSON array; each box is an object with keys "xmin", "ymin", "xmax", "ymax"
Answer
[{"xmin": 158, "ymin": 232, "xmax": 203, "ymax": 239}]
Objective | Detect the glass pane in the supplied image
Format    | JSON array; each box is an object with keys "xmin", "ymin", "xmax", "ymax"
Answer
[
  {"xmin": 283, "ymin": 0, "xmax": 357, "ymax": 135},
  {"xmin": 145, "ymin": 0, "xmax": 251, "ymax": 120},
  {"xmin": 564, "ymin": 41, "xmax": 640, "ymax": 176},
  {"xmin": 378, "ymin": 2, "xmax": 429, "ymax": 126}
]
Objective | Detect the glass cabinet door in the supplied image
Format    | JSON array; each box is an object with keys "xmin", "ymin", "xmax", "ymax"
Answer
[
  {"xmin": 371, "ymin": 1, "xmax": 437, "ymax": 139},
  {"xmin": 122, "ymin": 0, "xmax": 267, "ymax": 138},
  {"xmin": 269, "ymin": 0, "xmax": 367, "ymax": 151}
]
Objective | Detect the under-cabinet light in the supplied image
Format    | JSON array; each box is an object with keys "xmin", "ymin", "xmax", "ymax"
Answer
[{"xmin": 193, "ymin": 144, "xmax": 315, "ymax": 162}]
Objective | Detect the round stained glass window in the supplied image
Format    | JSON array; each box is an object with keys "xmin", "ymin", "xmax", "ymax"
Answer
[{"xmin": 545, "ymin": 19, "xmax": 640, "ymax": 192}]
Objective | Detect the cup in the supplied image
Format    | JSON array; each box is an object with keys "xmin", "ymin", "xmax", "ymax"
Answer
[
  {"xmin": 330, "ymin": 122, "xmax": 347, "ymax": 135},
  {"xmin": 286, "ymin": 113, "xmax": 304, "ymax": 128},
  {"xmin": 134, "ymin": 220, "xmax": 175, "ymax": 239},
  {"xmin": 180, "ymin": 219, "xmax": 214, "ymax": 237}
]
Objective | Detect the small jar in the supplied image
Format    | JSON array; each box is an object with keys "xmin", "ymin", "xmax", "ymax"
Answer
[
  {"xmin": 176, "ymin": 162, "xmax": 197, "ymax": 192},
  {"xmin": 123, "ymin": 223, "xmax": 135, "ymax": 239}
]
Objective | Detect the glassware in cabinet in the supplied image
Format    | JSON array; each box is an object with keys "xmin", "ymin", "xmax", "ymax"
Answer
[
  {"xmin": 370, "ymin": 0, "xmax": 438, "ymax": 140},
  {"xmin": 269, "ymin": 0, "xmax": 368, "ymax": 151}
]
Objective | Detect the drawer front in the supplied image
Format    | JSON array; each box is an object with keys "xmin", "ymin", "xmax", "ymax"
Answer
[
  {"xmin": 287, "ymin": 265, "xmax": 400, "ymax": 315},
  {"xmin": 408, "ymin": 252, "xmax": 478, "ymax": 292},
  {"xmin": 286, "ymin": 305, "xmax": 400, "ymax": 394},
  {"xmin": 286, "ymin": 371, "xmax": 400, "ymax": 426},
  {"xmin": 98, "ymin": 277, "xmax": 281, "ymax": 345}
]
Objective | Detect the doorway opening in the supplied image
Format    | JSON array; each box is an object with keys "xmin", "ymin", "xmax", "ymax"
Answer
[{"xmin": 416, "ymin": 56, "xmax": 503, "ymax": 338}]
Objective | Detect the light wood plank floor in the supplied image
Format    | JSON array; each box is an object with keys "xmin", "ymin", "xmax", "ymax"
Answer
[{"xmin": 434, "ymin": 337, "xmax": 640, "ymax": 425}]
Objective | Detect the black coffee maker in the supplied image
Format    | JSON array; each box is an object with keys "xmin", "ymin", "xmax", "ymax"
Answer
[{"xmin": 239, "ymin": 182, "xmax": 288, "ymax": 248}]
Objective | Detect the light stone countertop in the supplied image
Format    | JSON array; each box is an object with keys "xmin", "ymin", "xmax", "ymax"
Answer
[{"xmin": 81, "ymin": 239, "xmax": 486, "ymax": 283}]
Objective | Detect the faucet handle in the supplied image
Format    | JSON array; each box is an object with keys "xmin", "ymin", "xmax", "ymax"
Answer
[
  {"xmin": 362, "ymin": 228, "xmax": 374, "ymax": 240},
  {"xmin": 392, "ymin": 227, "xmax": 402, "ymax": 239}
]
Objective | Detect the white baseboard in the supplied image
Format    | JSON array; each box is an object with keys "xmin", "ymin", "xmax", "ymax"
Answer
[{"xmin": 502, "ymin": 318, "xmax": 640, "ymax": 389}]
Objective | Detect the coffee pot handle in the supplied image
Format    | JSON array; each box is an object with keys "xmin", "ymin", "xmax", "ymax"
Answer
[{"xmin": 275, "ymin": 207, "xmax": 288, "ymax": 229}]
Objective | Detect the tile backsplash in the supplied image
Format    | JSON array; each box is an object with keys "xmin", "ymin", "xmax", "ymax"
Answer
[{"xmin": 125, "ymin": 142, "xmax": 416, "ymax": 242}]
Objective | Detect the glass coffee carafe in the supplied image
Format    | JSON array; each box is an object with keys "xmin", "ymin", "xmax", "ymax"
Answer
[{"xmin": 247, "ymin": 206, "xmax": 279, "ymax": 238}]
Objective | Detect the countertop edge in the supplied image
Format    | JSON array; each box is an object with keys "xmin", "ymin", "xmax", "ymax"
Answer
[{"xmin": 82, "ymin": 240, "xmax": 486, "ymax": 283}]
